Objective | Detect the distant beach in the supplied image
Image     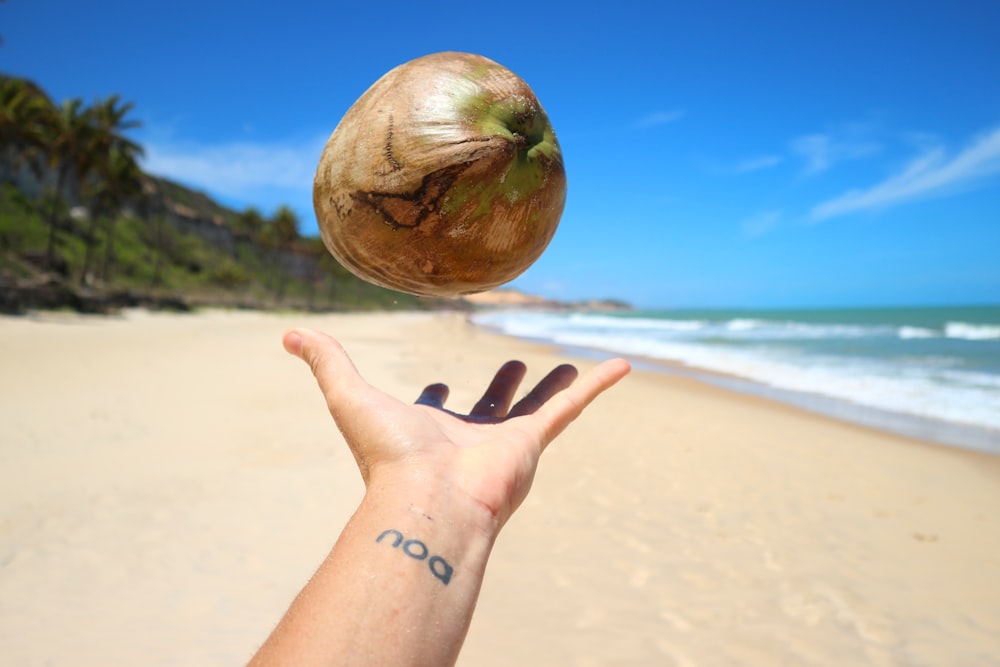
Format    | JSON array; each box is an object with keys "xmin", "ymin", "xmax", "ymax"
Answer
[{"xmin": 2, "ymin": 309, "xmax": 999, "ymax": 666}]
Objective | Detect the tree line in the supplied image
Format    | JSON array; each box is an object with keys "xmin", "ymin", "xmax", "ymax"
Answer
[
  {"xmin": 2, "ymin": 76, "xmax": 147, "ymax": 280},
  {"xmin": 1, "ymin": 75, "xmax": 421, "ymax": 311}
]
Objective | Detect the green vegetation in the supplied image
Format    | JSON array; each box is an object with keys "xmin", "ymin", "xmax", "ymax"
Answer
[{"xmin": 0, "ymin": 74, "xmax": 442, "ymax": 313}]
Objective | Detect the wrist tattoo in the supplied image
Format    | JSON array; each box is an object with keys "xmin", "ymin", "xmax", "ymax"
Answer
[{"xmin": 376, "ymin": 529, "xmax": 453, "ymax": 585}]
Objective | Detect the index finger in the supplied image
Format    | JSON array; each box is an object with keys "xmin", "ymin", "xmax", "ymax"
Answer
[{"xmin": 527, "ymin": 357, "xmax": 631, "ymax": 448}]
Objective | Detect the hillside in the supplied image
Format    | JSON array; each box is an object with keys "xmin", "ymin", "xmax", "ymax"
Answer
[
  {"xmin": 0, "ymin": 74, "xmax": 451, "ymax": 314},
  {"xmin": 0, "ymin": 179, "xmax": 453, "ymax": 314}
]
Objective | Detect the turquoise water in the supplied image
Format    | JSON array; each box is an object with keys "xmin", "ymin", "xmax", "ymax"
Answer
[{"xmin": 472, "ymin": 305, "xmax": 1000, "ymax": 453}]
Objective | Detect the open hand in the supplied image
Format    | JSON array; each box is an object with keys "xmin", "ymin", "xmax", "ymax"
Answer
[{"xmin": 283, "ymin": 328, "xmax": 630, "ymax": 529}]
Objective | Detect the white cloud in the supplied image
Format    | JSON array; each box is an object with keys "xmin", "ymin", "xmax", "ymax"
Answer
[
  {"xmin": 810, "ymin": 125, "xmax": 1000, "ymax": 220},
  {"xmin": 633, "ymin": 110, "xmax": 684, "ymax": 128},
  {"xmin": 791, "ymin": 132, "xmax": 880, "ymax": 175},
  {"xmin": 741, "ymin": 210, "xmax": 782, "ymax": 238},
  {"xmin": 734, "ymin": 155, "xmax": 783, "ymax": 173},
  {"xmin": 141, "ymin": 134, "xmax": 328, "ymax": 201}
]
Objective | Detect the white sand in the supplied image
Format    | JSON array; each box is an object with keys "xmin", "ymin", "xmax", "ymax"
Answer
[{"xmin": 1, "ymin": 310, "xmax": 998, "ymax": 666}]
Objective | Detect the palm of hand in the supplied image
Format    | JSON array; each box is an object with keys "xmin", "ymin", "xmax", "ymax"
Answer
[{"xmin": 285, "ymin": 329, "xmax": 629, "ymax": 528}]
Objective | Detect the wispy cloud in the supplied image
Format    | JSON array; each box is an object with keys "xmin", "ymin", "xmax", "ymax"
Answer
[
  {"xmin": 734, "ymin": 155, "xmax": 783, "ymax": 173},
  {"xmin": 141, "ymin": 134, "xmax": 328, "ymax": 202},
  {"xmin": 811, "ymin": 125, "xmax": 1000, "ymax": 220},
  {"xmin": 633, "ymin": 110, "xmax": 684, "ymax": 129},
  {"xmin": 717, "ymin": 121, "xmax": 878, "ymax": 178},
  {"xmin": 741, "ymin": 210, "xmax": 782, "ymax": 238},
  {"xmin": 791, "ymin": 132, "xmax": 880, "ymax": 175}
]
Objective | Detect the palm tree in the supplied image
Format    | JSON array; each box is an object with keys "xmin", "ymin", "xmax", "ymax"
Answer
[
  {"xmin": 0, "ymin": 77, "xmax": 51, "ymax": 178},
  {"xmin": 40, "ymin": 98, "xmax": 93, "ymax": 270},
  {"xmin": 235, "ymin": 206, "xmax": 265, "ymax": 239},
  {"xmin": 265, "ymin": 205, "xmax": 301, "ymax": 247},
  {"xmin": 86, "ymin": 95, "xmax": 142, "ymax": 162},
  {"xmin": 233, "ymin": 205, "xmax": 265, "ymax": 261},
  {"xmin": 147, "ymin": 212, "xmax": 173, "ymax": 291},
  {"xmin": 79, "ymin": 95, "xmax": 144, "ymax": 285},
  {"xmin": 81, "ymin": 145, "xmax": 145, "ymax": 285},
  {"xmin": 300, "ymin": 236, "xmax": 331, "ymax": 310},
  {"xmin": 261, "ymin": 205, "xmax": 301, "ymax": 303}
]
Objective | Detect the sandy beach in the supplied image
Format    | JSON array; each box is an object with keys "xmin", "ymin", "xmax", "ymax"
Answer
[{"xmin": 1, "ymin": 309, "xmax": 999, "ymax": 666}]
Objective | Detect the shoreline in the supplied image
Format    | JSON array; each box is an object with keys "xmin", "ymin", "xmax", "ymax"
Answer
[
  {"xmin": 3, "ymin": 309, "xmax": 1000, "ymax": 666},
  {"xmin": 620, "ymin": 347, "xmax": 1000, "ymax": 456},
  {"xmin": 469, "ymin": 315, "xmax": 1000, "ymax": 457}
]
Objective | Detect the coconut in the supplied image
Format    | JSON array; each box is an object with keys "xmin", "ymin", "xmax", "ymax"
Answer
[{"xmin": 313, "ymin": 51, "xmax": 566, "ymax": 297}]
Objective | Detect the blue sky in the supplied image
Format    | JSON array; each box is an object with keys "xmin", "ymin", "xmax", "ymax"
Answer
[{"xmin": 5, "ymin": 0, "xmax": 1000, "ymax": 308}]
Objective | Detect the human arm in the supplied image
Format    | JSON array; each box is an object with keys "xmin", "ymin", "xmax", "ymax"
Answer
[{"xmin": 248, "ymin": 327, "xmax": 630, "ymax": 666}]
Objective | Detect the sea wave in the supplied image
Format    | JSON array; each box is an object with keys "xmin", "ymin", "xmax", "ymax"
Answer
[
  {"xmin": 502, "ymin": 312, "xmax": 1000, "ymax": 343},
  {"xmin": 898, "ymin": 326, "xmax": 937, "ymax": 339},
  {"xmin": 567, "ymin": 313, "xmax": 708, "ymax": 332},
  {"xmin": 509, "ymin": 313, "xmax": 896, "ymax": 341},
  {"xmin": 472, "ymin": 310, "xmax": 1000, "ymax": 434},
  {"xmin": 946, "ymin": 322, "xmax": 1000, "ymax": 341}
]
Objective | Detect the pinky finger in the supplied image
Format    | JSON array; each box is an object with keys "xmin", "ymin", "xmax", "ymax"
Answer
[{"xmin": 416, "ymin": 383, "xmax": 450, "ymax": 409}]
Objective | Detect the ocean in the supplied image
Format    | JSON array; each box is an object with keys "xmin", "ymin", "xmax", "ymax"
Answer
[{"xmin": 471, "ymin": 305, "xmax": 1000, "ymax": 455}]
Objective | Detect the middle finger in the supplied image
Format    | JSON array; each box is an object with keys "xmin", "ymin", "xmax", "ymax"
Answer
[{"xmin": 470, "ymin": 360, "xmax": 527, "ymax": 418}]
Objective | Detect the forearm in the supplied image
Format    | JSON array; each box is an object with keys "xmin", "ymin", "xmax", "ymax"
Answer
[{"xmin": 249, "ymin": 477, "xmax": 498, "ymax": 666}]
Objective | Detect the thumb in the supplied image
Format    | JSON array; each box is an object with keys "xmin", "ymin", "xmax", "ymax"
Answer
[{"xmin": 283, "ymin": 328, "xmax": 368, "ymax": 416}]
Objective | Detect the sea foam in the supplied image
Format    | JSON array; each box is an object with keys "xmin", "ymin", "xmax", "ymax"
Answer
[{"xmin": 472, "ymin": 308, "xmax": 1000, "ymax": 451}]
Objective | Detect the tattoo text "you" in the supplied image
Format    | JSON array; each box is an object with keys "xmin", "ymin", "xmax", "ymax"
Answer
[{"xmin": 376, "ymin": 529, "xmax": 453, "ymax": 585}]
